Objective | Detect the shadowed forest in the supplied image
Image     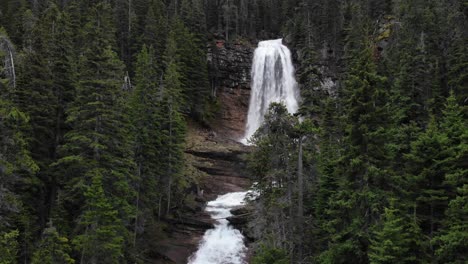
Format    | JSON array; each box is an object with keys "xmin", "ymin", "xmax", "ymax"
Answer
[{"xmin": 0, "ymin": 0, "xmax": 466, "ymax": 263}]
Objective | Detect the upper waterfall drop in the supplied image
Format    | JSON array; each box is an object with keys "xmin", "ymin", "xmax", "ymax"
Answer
[{"xmin": 242, "ymin": 39, "xmax": 300, "ymax": 143}]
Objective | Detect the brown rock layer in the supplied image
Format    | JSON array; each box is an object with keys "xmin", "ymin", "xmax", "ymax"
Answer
[
  {"xmin": 208, "ymin": 39, "xmax": 254, "ymax": 140},
  {"xmin": 151, "ymin": 122, "xmax": 252, "ymax": 263},
  {"xmin": 150, "ymin": 39, "xmax": 255, "ymax": 263}
]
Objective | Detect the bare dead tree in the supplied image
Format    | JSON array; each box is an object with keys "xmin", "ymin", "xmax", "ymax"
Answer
[{"xmin": 0, "ymin": 34, "xmax": 16, "ymax": 88}]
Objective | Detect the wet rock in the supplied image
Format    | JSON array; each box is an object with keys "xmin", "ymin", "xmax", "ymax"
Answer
[
  {"xmin": 227, "ymin": 206, "xmax": 253, "ymax": 227},
  {"xmin": 150, "ymin": 39, "xmax": 254, "ymax": 263},
  {"xmin": 231, "ymin": 206, "xmax": 253, "ymax": 216},
  {"xmin": 227, "ymin": 205, "xmax": 255, "ymax": 241},
  {"xmin": 226, "ymin": 215, "xmax": 248, "ymax": 225},
  {"xmin": 207, "ymin": 38, "xmax": 254, "ymax": 140},
  {"xmin": 164, "ymin": 216, "xmax": 214, "ymax": 230},
  {"xmin": 186, "ymin": 123, "xmax": 252, "ymax": 200}
]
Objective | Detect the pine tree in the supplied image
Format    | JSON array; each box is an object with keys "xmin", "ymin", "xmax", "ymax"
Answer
[
  {"xmin": 0, "ymin": 230, "xmax": 20, "ymax": 264},
  {"xmin": 180, "ymin": 0, "xmax": 207, "ymax": 35},
  {"xmin": 251, "ymin": 244, "xmax": 289, "ymax": 264},
  {"xmin": 73, "ymin": 174, "xmax": 125, "ymax": 263},
  {"xmin": 368, "ymin": 201, "xmax": 425, "ymax": 264},
  {"xmin": 115, "ymin": 0, "xmax": 138, "ymax": 69},
  {"xmin": 405, "ymin": 117, "xmax": 449, "ymax": 241},
  {"xmin": 432, "ymin": 92, "xmax": 468, "ymax": 263},
  {"xmin": 0, "ymin": 30, "xmax": 35, "ymax": 229},
  {"xmin": 168, "ymin": 19, "xmax": 212, "ymax": 123},
  {"xmin": 55, "ymin": 1, "xmax": 136, "ymax": 260},
  {"xmin": 139, "ymin": 0, "xmax": 167, "ymax": 75},
  {"xmin": 320, "ymin": 38, "xmax": 389, "ymax": 263},
  {"xmin": 36, "ymin": 2, "xmax": 77, "ymax": 230},
  {"xmin": 247, "ymin": 103, "xmax": 300, "ymax": 257},
  {"xmin": 314, "ymin": 98, "xmax": 343, "ymax": 255},
  {"xmin": 159, "ymin": 33, "xmax": 187, "ymax": 215},
  {"xmin": 32, "ymin": 224, "xmax": 74, "ymax": 264},
  {"xmin": 0, "ymin": 29, "xmax": 38, "ymax": 263},
  {"xmin": 446, "ymin": 31, "xmax": 468, "ymax": 106},
  {"xmin": 0, "ymin": 0, "xmax": 28, "ymax": 46},
  {"xmin": 13, "ymin": 3, "xmax": 78, "ymax": 232},
  {"xmin": 130, "ymin": 44, "xmax": 162, "ymax": 229},
  {"xmin": 433, "ymin": 185, "xmax": 468, "ymax": 263}
]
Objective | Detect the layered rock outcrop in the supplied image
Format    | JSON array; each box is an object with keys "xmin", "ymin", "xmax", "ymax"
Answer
[
  {"xmin": 151, "ymin": 122, "xmax": 252, "ymax": 263},
  {"xmin": 150, "ymin": 39, "xmax": 255, "ymax": 264},
  {"xmin": 185, "ymin": 123, "xmax": 251, "ymax": 200},
  {"xmin": 208, "ymin": 38, "xmax": 254, "ymax": 140}
]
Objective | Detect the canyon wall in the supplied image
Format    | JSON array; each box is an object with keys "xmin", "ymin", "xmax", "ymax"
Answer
[{"xmin": 207, "ymin": 38, "xmax": 254, "ymax": 140}]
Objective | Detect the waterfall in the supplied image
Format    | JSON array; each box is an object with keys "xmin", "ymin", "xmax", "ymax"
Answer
[
  {"xmin": 242, "ymin": 39, "xmax": 300, "ymax": 143},
  {"xmin": 188, "ymin": 192, "xmax": 249, "ymax": 264},
  {"xmin": 188, "ymin": 39, "xmax": 299, "ymax": 264}
]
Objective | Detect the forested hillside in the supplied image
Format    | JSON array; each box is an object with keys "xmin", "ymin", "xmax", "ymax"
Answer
[
  {"xmin": 247, "ymin": 0, "xmax": 467, "ymax": 263},
  {"xmin": 0, "ymin": 0, "xmax": 466, "ymax": 263}
]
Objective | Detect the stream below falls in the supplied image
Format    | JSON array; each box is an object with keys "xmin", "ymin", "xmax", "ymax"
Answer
[{"xmin": 187, "ymin": 191, "xmax": 249, "ymax": 264}]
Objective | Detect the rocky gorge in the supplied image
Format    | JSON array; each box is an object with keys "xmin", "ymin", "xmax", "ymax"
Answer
[
  {"xmin": 149, "ymin": 38, "xmax": 256, "ymax": 264},
  {"xmin": 207, "ymin": 38, "xmax": 254, "ymax": 140}
]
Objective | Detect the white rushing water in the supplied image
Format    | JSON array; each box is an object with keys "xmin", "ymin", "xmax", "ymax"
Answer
[
  {"xmin": 188, "ymin": 191, "xmax": 249, "ymax": 264},
  {"xmin": 242, "ymin": 39, "xmax": 300, "ymax": 143}
]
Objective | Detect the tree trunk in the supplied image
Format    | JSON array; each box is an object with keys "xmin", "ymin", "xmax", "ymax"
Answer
[
  {"xmin": 166, "ymin": 101, "xmax": 173, "ymax": 216},
  {"xmin": 133, "ymin": 163, "xmax": 141, "ymax": 248},
  {"xmin": 296, "ymin": 136, "xmax": 304, "ymax": 263}
]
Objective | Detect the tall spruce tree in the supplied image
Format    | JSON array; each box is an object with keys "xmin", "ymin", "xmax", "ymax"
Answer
[
  {"xmin": 130, "ymin": 44, "xmax": 163, "ymax": 230},
  {"xmin": 405, "ymin": 117, "xmax": 449, "ymax": 242},
  {"xmin": 368, "ymin": 201, "xmax": 426, "ymax": 264},
  {"xmin": 247, "ymin": 103, "xmax": 300, "ymax": 259},
  {"xmin": 0, "ymin": 30, "xmax": 38, "ymax": 263},
  {"xmin": 139, "ymin": 0, "xmax": 167, "ymax": 75},
  {"xmin": 31, "ymin": 224, "xmax": 74, "ymax": 264},
  {"xmin": 55, "ymin": 2, "xmax": 136, "ymax": 261},
  {"xmin": 432, "ymin": 93, "xmax": 468, "ymax": 263},
  {"xmin": 159, "ymin": 30, "xmax": 187, "ymax": 216},
  {"xmin": 169, "ymin": 18, "xmax": 212, "ymax": 123},
  {"xmin": 319, "ymin": 36, "xmax": 389, "ymax": 262}
]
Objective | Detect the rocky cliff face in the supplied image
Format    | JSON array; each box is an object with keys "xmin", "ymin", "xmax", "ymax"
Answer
[
  {"xmin": 208, "ymin": 39, "xmax": 254, "ymax": 140},
  {"xmin": 151, "ymin": 122, "xmax": 252, "ymax": 264},
  {"xmin": 186, "ymin": 125, "xmax": 251, "ymax": 200},
  {"xmin": 150, "ymin": 39, "xmax": 255, "ymax": 264}
]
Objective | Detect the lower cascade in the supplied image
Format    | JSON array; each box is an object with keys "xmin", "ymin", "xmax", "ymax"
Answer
[
  {"xmin": 242, "ymin": 38, "xmax": 300, "ymax": 143},
  {"xmin": 189, "ymin": 39, "xmax": 299, "ymax": 263},
  {"xmin": 188, "ymin": 192, "xmax": 249, "ymax": 264}
]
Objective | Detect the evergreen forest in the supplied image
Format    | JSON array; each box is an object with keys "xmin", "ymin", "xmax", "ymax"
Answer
[{"xmin": 0, "ymin": 0, "xmax": 466, "ymax": 263}]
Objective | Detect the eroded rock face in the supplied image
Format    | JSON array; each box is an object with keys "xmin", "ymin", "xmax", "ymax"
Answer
[
  {"xmin": 150, "ymin": 39, "xmax": 254, "ymax": 264},
  {"xmin": 227, "ymin": 206, "xmax": 255, "ymax": 241},
  {"xmin": 208, "ymin": 39, "xmax": 254, "ymax": 140},
  {"xmin": 185, "ymin": 124, "xmax": 252, "ymax": 200},
  {"xmin": 152, "ymin": 123, "xmax": 252, "ymax": 264}
]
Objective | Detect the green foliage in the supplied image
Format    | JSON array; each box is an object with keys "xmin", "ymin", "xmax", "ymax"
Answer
[
  {"xmin": 433, "ymin": 184, "xmax": 468, "ymax": 263},
  {"xmin": 247, "ymin": 103, "xmax": 304, "ymax": 258},
  {"xmin": 405, "ymin": 117, "xmax": 450, "ymax": 240},
  {"xmin": 138, "ymin": 0, "xmax": 167, "ymax": 75},
  {"xmin": 0, "ymin": 31, "xmax": 38, "ymax": 264},
  {"xmin": 317, "ymin": 40, "xmax": 390, "ymax": 263},
  {"xmin": 368, "ymin": 201, "xmax": 425, "ymax": 264},
  {"xmin": 131, "ymin": 45, "xmax": 163, "ymax": 221},
  {"xmin": 73, "ymin": 174, "xmax": 125, "ymax": 263},
  {"xmin": 159, "ymin": 37, "xmax": 188, "ymax": 214},
  {"xmin": 252, "ymin": 244, "xmax": 289, "ymax": 264},
  {"xmin": 167, "ymin": 18, "xmax": 213, "ymax": 123},
  {"xmin": 32, "ymin": 226, "xmax": 74, "ymax": 264},
  {"xmin": 55, "ymin": 2, "xmax": 136, "ymax": 261},
  {"xmin": 1, "ymin": 0, "xmax": 467, "ymax": 263},
  {"xmin": 447, "ymin": 35, "xmax": 468, "ymax": 105},
  {"xmin": 0, "ymin": 230, "xmax": 19, "ymax": 264},
  {"xmin": 431, "ymin": 92, "xmax": 468, "ymax": 263}
]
